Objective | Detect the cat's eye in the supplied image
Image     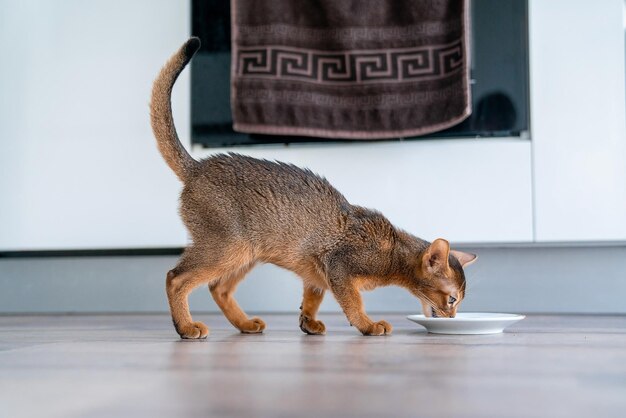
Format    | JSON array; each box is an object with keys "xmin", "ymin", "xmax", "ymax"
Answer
[{"xmin": 448, "ymin": 296, "xmax": 457, "ymax": 305}]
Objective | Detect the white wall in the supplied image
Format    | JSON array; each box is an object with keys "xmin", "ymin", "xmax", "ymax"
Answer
[
  {"xmin": 1, "ymin": 0, "xmax": 625, "ymax": 251},
  {"xmin": 0, "ymin": 0, "xmax": 190, "ymax": 250}
]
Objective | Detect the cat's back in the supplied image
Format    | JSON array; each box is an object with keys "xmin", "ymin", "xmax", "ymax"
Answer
[
  {"xmin": 186, "ymin": 153, "xmax": 350, "ymax": 229},
  {"xmin": 199, "ymin": 153, "xmax": 344, "ymax": 200}
]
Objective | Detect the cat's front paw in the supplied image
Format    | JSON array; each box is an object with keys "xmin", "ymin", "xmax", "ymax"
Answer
[
  {"xmin": 177, "ymin": 321, "xmax": 209, "ymax": 339},
  {"xmin": 239, "ymin": 317, "xmax": 266, "ymax": 334},
  {"xmin": 361, "ymin": 320, "xmax": 392, "ymax": 336},
  {"xmin": 299, "ymin": 314, "xmax": 326, "ymax": 335}
]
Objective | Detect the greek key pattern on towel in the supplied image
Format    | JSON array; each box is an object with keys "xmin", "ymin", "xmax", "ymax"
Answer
[{"xmin": 236, "ymin": 40, "xmax": 464, "ymax": 85}]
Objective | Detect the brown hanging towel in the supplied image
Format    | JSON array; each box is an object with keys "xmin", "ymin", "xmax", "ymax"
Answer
[{"xmin": 230, "ymin": 0, "xmax": 471, "ymax": 140}]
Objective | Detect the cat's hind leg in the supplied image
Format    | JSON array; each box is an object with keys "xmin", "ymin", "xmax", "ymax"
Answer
[
  {"xmin": 299, "ymin": 286, "xmax": 326, "ymax": 335},
  {"xmin": 166, "ymin": 264, "xmax": 215, "ymax": 339},
  {"xmin": 209, "ymin": 263, "xmax": 265, "ymax": 334},
  {"xmin": 166, "ymin": 245, "xmax": 243, "ymax": 339}
]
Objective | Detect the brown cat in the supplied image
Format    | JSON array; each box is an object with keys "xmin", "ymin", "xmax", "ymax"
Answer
[{"xmin": 150, "ymin": 38, "xmax": 477, "ymax": 339}]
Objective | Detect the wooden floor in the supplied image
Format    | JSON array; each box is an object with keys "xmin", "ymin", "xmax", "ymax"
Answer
[{"xmin": 0, "ymin": 314, "xmax": 625, "ymax": 418}]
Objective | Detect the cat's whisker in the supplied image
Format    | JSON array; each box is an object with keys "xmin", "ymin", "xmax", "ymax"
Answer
[{"xmin": 419, "ymin": 294, "xmax": 445, "ymax": 317}]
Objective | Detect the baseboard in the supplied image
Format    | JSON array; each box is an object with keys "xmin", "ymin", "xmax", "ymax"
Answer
[{"xmin": 1, "ymin": 245, "xmax": 625, "ymax": 314}]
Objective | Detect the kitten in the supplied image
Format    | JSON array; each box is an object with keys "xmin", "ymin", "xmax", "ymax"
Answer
[{"xmin": 150, "ymin": 38, "xmax": 477, "ymax": 338}]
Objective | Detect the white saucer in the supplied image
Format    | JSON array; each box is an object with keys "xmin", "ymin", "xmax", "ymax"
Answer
[{"xmin": 406, "ymin": 312, "xmax": 525, "ymax": 335}]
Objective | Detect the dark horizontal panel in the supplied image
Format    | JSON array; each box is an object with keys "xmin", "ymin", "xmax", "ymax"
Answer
[
  {"xmin": 192, "ymin": 124, "xmax": 525, "ymax": 148},
  {"xmin": 0, "ymin": 248, "xmax": 185, "ymax": 258}
]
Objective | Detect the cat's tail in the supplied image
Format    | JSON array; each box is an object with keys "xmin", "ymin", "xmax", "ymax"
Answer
[{"xmin": 150, "ymin": 37, "xmax": 201, "ymax": 181}]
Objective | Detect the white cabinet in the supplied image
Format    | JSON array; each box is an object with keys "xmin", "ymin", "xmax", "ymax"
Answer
[{"xmin": 530, "ymin": 0, "xmax": 626, "ymax": 241}]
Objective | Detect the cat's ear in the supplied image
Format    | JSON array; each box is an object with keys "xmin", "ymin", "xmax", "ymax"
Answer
[
  {"xmin": 422, "ymin": 238, "xmax": 450, "ymax": 273},
  {"xmin": 451, "ymin": 250, "xmax": 478, "ymax": 267}
]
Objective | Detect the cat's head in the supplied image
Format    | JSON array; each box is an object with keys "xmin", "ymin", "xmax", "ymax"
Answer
[{"xmin": 414, "ymin": 239, "xmax": 477, "ymax": 318}]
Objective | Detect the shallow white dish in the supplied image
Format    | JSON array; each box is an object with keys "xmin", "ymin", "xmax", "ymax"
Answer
[{"xmin": 406, "ymin": 312, "xmax": 525, "ymax": 335}]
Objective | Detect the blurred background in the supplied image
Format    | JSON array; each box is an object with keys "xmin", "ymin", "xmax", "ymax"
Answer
[{"xmin": 1, "ymin": 0, "xmax": 625, "ymax": 315}]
